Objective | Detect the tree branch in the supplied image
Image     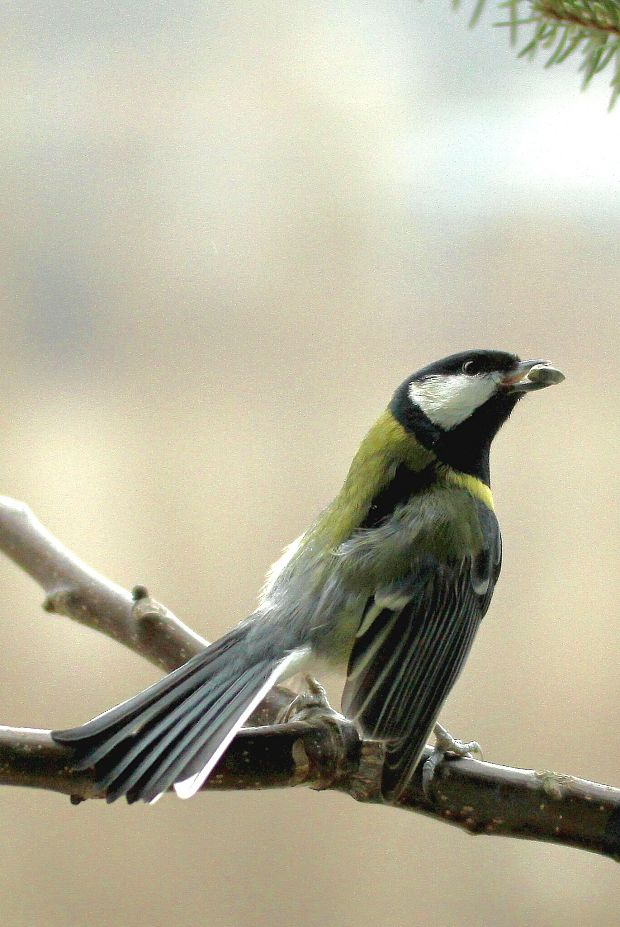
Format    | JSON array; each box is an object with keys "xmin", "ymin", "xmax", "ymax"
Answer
[
  {"xmin": 455, "ymin": 1, "xmax": 620, "ymax": 106},
  {"xmin": 0, "ymin": 496, "xmax": 291, "ymax": 723},
  {"xmin": 0, "ymin": 720, "xmax": 618, "ymax": 861},
  {"xmin": 535, "ymin": 0, "xmax": 620, "ymax": 38},
  {"xmin": 0, "ymin": 495, "xmax": 618, "ymax": 862},
  {"xmin": 0, "ymin": 495, "xmax": 205, "ymax": 672}
]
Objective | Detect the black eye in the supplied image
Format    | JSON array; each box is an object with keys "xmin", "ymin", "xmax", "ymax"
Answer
[{"xmin": 463, "ymin": 359, "xmax": 479, "ymax": 375}]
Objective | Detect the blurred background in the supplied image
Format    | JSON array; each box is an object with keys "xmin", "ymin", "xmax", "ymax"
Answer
[{"xmin": 0, "ymin": 1, "xmax": 619, "ymax": 925}]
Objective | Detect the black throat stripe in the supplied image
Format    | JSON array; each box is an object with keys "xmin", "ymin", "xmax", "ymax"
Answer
[{"xmin": 360, "ymin": 463, "xmax": 435, "ymax": 531}]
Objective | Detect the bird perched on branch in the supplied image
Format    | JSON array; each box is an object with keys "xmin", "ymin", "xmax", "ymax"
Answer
[{"xmin": 53, "ymin": 350, "xmax": 564, "ymax": 803}]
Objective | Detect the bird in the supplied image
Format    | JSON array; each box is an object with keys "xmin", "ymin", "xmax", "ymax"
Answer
[{"xmin": 52, "ymin": 350, "xmax": 564, "ymax": 804}]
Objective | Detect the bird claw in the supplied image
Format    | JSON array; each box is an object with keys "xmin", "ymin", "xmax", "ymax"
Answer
[
  {"xmin": 279, "ymin": 676, "xmax": 343, "ymax": 725},
  {"xmin": 422, "ymin": 722, "xmax": 483, "ymax": 799}
]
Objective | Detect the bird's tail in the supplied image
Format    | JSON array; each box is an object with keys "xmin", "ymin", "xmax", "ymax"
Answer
[{"xmin": 52, "ymin": 626, "xmax": 298, "ymax": 804}]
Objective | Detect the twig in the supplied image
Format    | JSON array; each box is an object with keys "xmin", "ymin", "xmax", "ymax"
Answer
[
  {"xmin": 0, "ymin": 496, "xmax": 204, "ymax": 672},
  {"xmin": 0, "ymin": 495, "xmax": 618, "ymax": 862},
  {"xmin": 0, "ymin": 496, "xmax": 292, "ymax": 722},
  {"xmin": 535, "ymin": 0, "xmax": 620, "ymax": 39},
  {"xmin": 456, "ymin": 1, "xmax": 620, "ymax": 107}
]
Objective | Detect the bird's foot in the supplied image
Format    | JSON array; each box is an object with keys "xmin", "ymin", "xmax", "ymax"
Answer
[
  {"xmin": 422, "ymin": 722, "xmax": 483, "ymax": 799},
  {"xmin": 278, "ymin": 676, "xmax": 343, "ymax": 725}
]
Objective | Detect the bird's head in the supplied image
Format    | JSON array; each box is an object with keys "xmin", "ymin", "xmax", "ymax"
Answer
[{"xmin": 389, "ymin": 350, "xmax": 565, "ymax": 481}]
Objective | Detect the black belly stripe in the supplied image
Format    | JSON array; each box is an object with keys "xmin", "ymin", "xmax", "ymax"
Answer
[{"xmin": 360, "ymin": 463, "xmax": 435, "ymax": 530}]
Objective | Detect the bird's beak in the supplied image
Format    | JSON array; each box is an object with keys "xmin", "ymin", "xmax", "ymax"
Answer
[{"xmin": 500, "ymin": 359, "xmax": 565, "ymax": 394}]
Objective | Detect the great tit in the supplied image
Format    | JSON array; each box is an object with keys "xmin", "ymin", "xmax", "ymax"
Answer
[{"xmin": 53, "ymin": 350, "xmax": 564, "ymax": 803}]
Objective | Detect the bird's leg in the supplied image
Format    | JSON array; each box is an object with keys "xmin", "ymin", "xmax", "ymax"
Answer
[
  {"xmin": 422, "ymin": 722, "xmax": 483, "ymax": 798},
  {"xmin": 278, "ymin": 676, "xmax": 344, "ymax": 725}
]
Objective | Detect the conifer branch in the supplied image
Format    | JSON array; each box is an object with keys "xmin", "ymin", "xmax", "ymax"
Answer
[{"xmin": 454, "ymin": 0, "xmax": 620, "ymax": 106}]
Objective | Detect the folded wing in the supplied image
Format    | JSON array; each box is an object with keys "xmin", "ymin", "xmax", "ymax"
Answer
[{"xmin": 342, "ymin": 531, "xmax": 499, "ymax": 800}]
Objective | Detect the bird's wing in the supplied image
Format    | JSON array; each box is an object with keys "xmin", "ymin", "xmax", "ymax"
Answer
[{"xmin": 341, "ymin": 514, "xmax": 500, "ymax": 800}]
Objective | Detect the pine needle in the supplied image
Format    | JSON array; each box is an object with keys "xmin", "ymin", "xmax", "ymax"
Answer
[{"xmin": 454, "ymin": 0, "xmax": 620, "ymax": 107}]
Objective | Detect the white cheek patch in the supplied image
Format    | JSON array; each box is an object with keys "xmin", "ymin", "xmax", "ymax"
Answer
[{"xmin": 408, "ymin": 373, "xmax": 497, "ymax": 429}]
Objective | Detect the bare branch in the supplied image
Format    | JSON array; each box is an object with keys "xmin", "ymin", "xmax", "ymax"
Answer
[
  {"xmin": 0, "ymin": 495, "xmax": 291, "ymax": 721},
  {"xmin": 0, "ymin": 720, "xmax": 618, "ymax": 862},
  {"xmin": 0, "ymin": 494, "xmax": 619, "ymax": 862},
  {"xmin": 0, "ymin": 495, "xmax": 204, "ymax": 671}
]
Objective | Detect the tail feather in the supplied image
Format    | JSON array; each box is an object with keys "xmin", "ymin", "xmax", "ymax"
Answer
[
  {"xmin": 56, "ymin": 631, "xmax": 242, "ymax": 744},
  {"xmin": 69, "ymin": 670, "xmax": 221, "ymax": 772},
  {"xmin": 135, "ymin": 668, "xmax": 260, "ymax": 803},
  {"xmin": 52, "ymin": 635, "xmax": 304, "ymax": 803},
  {"xmin": 104, "ymin": 673, "xmax": 251, "ymax": 803},
  {"xmin": 173, "ymin": 656, "xmax": 299, "ymax": 800},
  {"xmin": 94, "ymin": 674, "xmax": 233, "ymax": 796}
]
